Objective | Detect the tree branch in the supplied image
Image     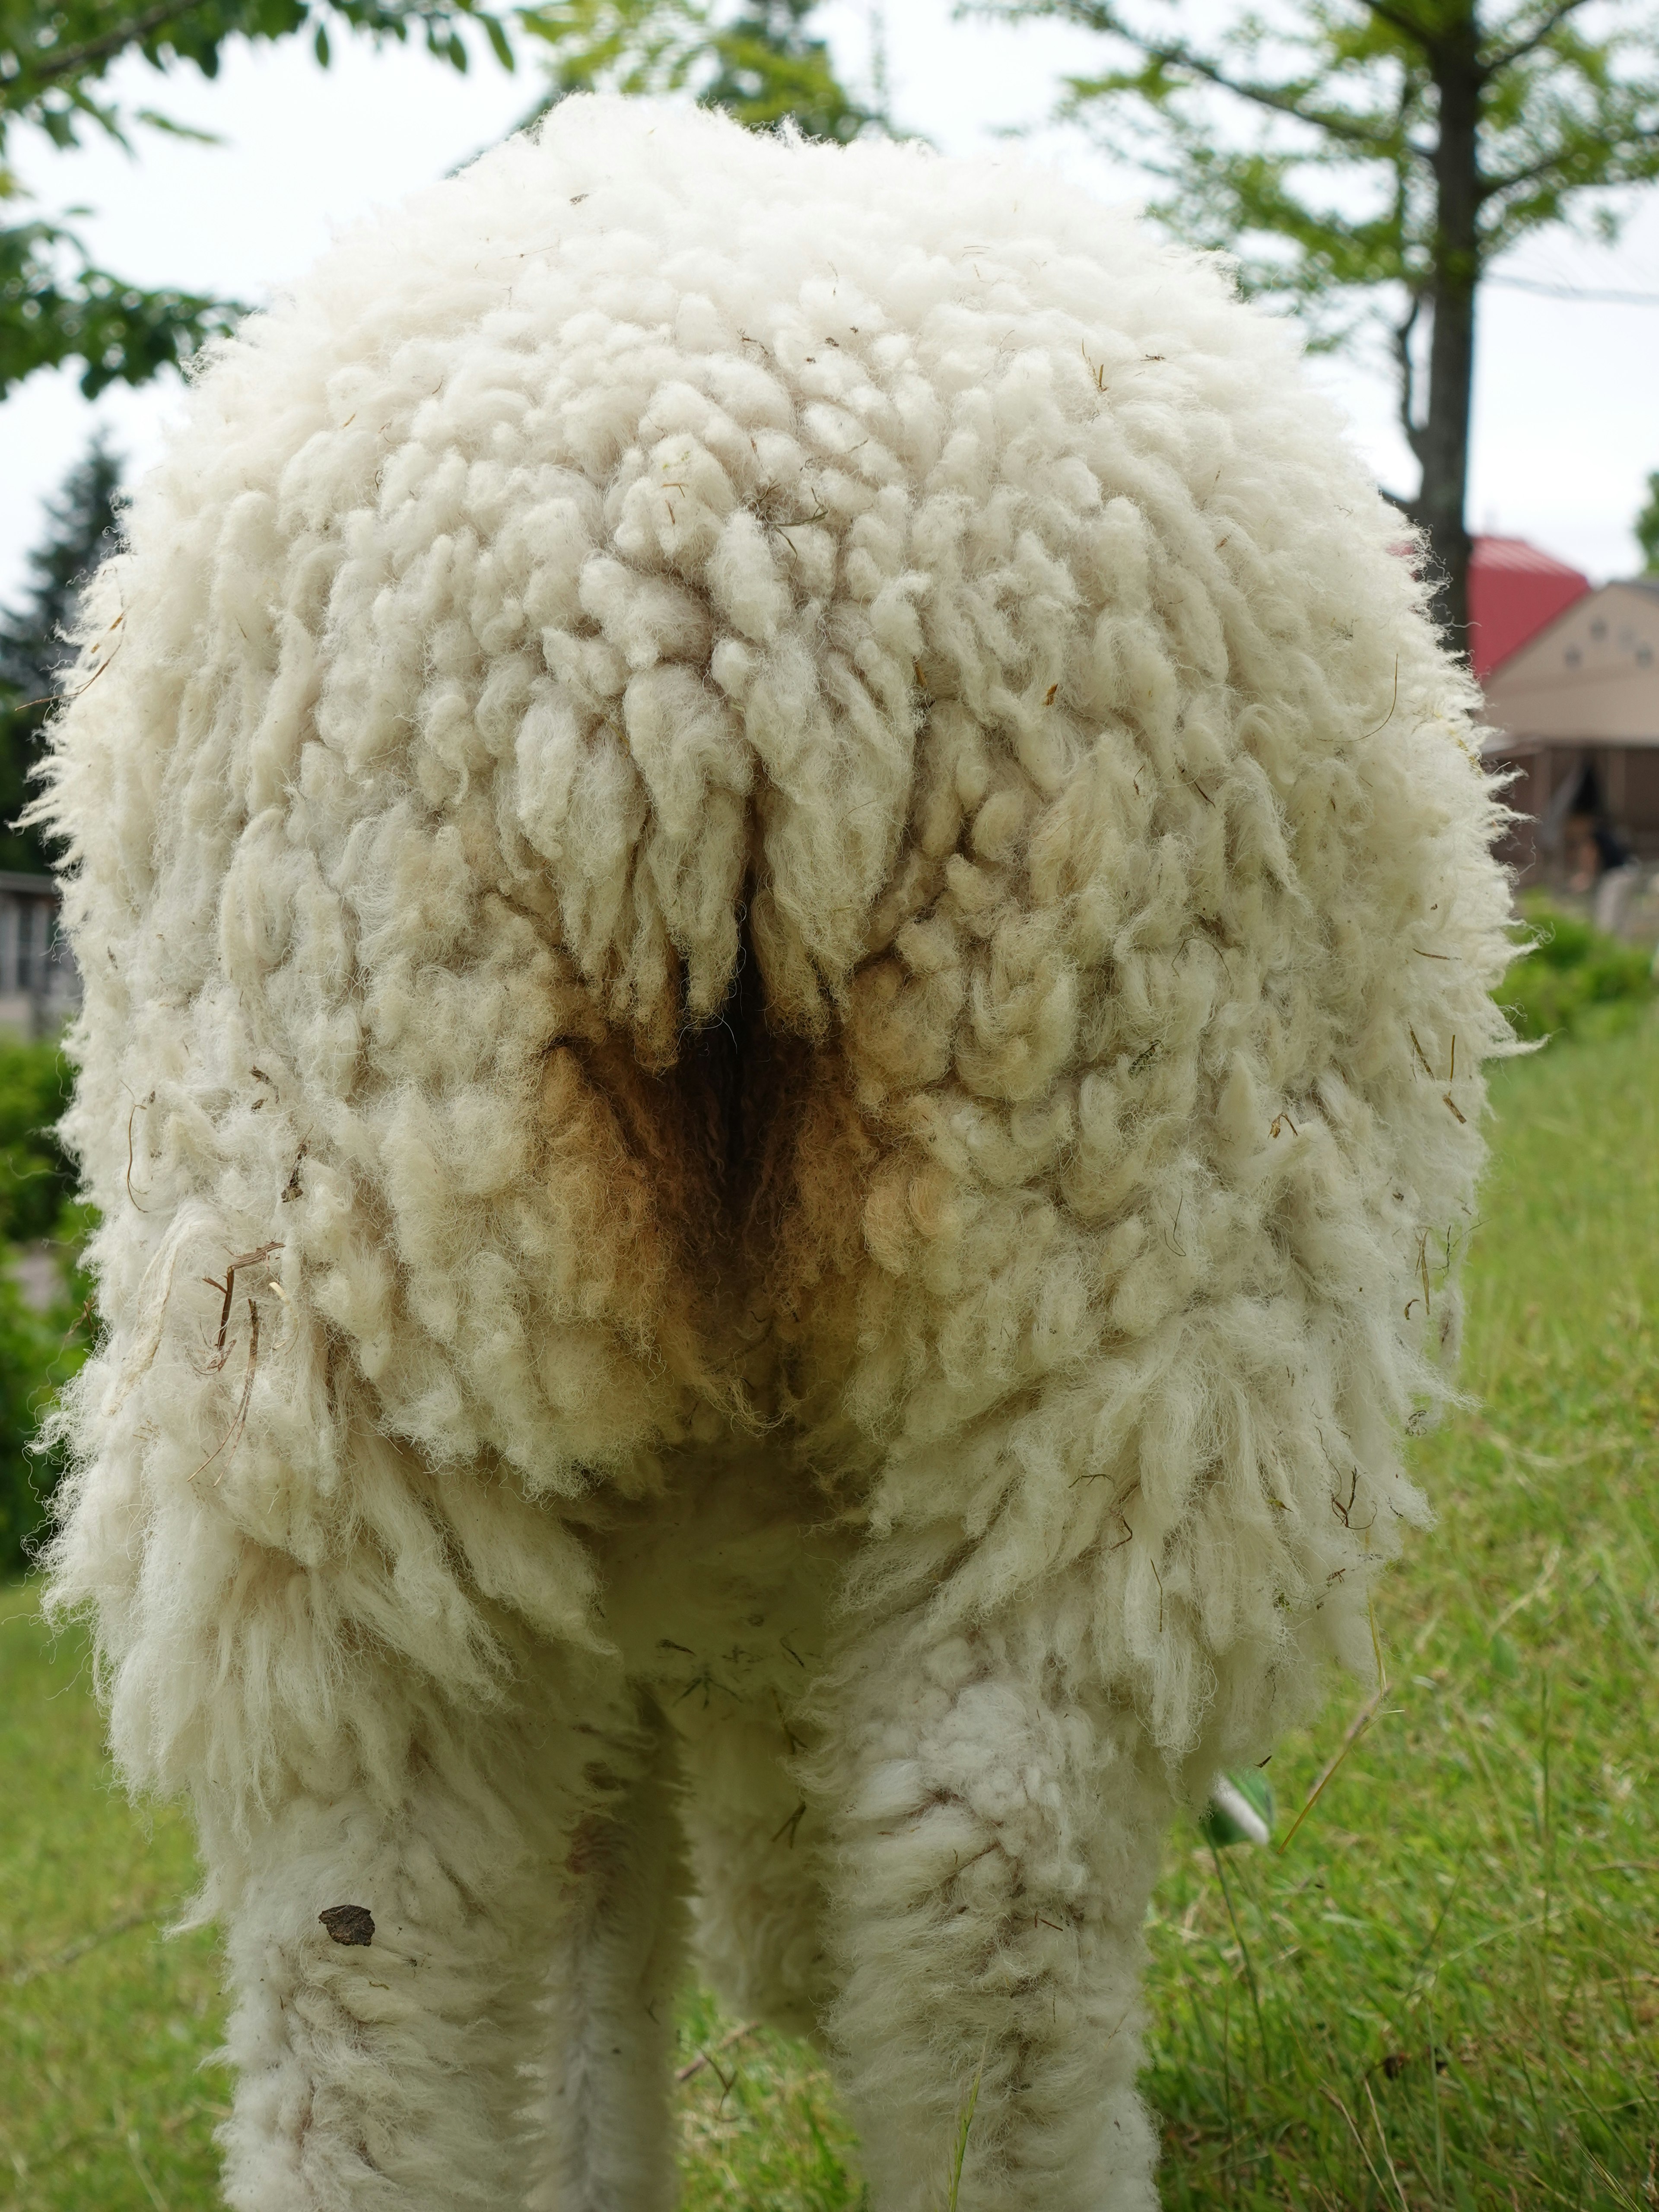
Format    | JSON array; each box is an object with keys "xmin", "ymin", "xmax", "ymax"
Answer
[
  {"xmin": 1478, "ymin": 0, "xmax": 1598, "ymax": 82},
  {"xmin": 1477, "ymin": 123, "xmax": 1659, "ymax": 203},
  {"xmin": 1356, "ymin": 0, "xmax": 1442, "ymax": 50},
  {"xmin": 1392, "ymin": 292, "xmax": 1427, "ymax": 468},
  {"xmin": 25, "ymin": 0, "xmax": 215, "ymax": 87},
  {"xmin": 1072, "ymin": 22, "xmax": 1409, "ymax": 155}
]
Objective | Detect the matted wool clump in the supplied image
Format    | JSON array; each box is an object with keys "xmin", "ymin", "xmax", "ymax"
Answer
[{"xmin": 40, "ymin": 94, "xmax": 1512, "ymax": 2212}]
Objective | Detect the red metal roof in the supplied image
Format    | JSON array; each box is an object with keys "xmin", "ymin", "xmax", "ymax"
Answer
[{"xmin": 1469, "ymin": 535, "xmax": 1590, "ymax": 681}]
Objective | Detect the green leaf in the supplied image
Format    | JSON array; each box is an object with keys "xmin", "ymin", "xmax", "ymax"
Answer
[{"xmin": 484, "ymin": 13, "xmax": 515, "ymax": 70}]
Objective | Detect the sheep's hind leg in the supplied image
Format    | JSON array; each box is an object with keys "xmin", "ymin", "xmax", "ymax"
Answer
[
  {"xmin": 525, "ymin": 1701, "xmax": 690, "ymax": 2212},
  {"xmin": 202, "ymin": 1672, "xmax": 594, "ymax": 2209},
  {"xmin": 821, "ymin": 1606, "xmax": 1173, "ymax": 2212},
  {"xmin": 202, "ymin": 1652, "xmax": 683, "ymax": 2212},
  {"xmin": 678, "ymin": 1712, "xmax": 833, "ymax": 2042}
]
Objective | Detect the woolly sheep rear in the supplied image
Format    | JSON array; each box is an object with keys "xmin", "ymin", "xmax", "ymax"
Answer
[{"xmin": 39, "ymin": 95, "xmax": 1511, "ymax": 2212}]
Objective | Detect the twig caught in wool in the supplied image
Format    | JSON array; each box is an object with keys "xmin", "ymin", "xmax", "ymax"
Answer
[
  {"xmin": 945, "ymin": 2040, "xmax": 989, "ymax": 2212},
  {"xmin": 17, "ymin": 613, "xmax": 125, "ymax": 711},
  {"xmin": 57, "ymin": 1291, "xmax": 95, "ymax": 1353},
  {"xmin": 124, "ymin": 1090, "xmax": 154, "ymax": 1211},
  {"xmin": 199, "ymin": 1242, "xmax": 281, "ymax": 1373},
  {"xmin": 1360, "ymin": 658, "xmax": 1399, "ymax": 739},
  {"xmin": 191, "ymin": 1294, "xmax": 261, "ymax": 1485}
]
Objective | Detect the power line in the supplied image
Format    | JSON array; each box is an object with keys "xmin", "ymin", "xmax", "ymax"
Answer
[{"xmin": 1486, "ymin": 273, "xmax": 1659, "ymax": 305}]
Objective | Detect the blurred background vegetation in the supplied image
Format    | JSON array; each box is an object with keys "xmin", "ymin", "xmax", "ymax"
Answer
[
  {"xmin": 0, "ymin": 1036, "xmax": 89, "ymax": 1573},
  {"xmin": 1503, "ymin": 897, "xmax": 1659, "ymax": 1047}
]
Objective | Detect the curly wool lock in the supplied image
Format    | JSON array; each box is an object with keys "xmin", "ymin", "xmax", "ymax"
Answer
[{"xmin": 41, "ymin": 95, "xmax": 1512, "ymax": 2212}]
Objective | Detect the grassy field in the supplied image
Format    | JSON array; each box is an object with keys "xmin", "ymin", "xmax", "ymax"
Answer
[{"xmin": 4, "ymin": 1021, "xmax": 1657, "ymax": 2211}]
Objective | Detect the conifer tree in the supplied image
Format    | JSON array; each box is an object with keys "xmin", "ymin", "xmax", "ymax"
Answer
[{"xmin": 0, "ymin": 435, "xmax": 122, "ymax": 876}]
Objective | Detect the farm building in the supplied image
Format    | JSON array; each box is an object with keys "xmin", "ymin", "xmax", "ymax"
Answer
[
  {"xmin": 1469, "ymin": 534, "xmax": 1590, "ymax": 682},
  {"xmin": 1478, "ymin": 577, "xmax": 1659, "ymax": 891},
  {"xmin": 0, "ymin": 872, "xmax": 79, "ymax": 1038}
]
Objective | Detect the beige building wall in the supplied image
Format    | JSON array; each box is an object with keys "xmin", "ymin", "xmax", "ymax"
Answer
[
  {"xmin": 0, "ymin": 873, "xmax": 79, "ymax": 1039},
  {"xmin": 1479, "ymin": 582, "xmax": 1659, "ymax": 876}
]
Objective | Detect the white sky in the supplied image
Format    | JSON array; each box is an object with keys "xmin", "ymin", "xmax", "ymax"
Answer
[{"xmin": 3, "ymin": 0, "xmax": 1658, "ymax": 604}]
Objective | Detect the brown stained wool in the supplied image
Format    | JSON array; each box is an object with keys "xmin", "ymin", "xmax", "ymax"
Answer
[{"xmin": 35, "ymin": 96, "xmax": 1513, "ymax": 2212}]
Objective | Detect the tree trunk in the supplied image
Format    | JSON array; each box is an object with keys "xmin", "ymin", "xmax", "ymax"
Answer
[{"xmin": 1411, "ymin": 25, "xmax": 1482, "ymax": 657}]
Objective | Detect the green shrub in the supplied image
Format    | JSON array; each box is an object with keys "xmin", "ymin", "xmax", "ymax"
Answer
[
  {"xmin": 0, "ymin": 1269, "xmax": 79, "ymax": 1572},
  {"xmin": 0, "ymin": 1038, "xmax": 89, "ymax": 1572},
  {"xmin": 0, "ymin": 1037, "xmax": 78, "ymax": 1243},
  {"xmin": 1497, "ymin": 896, "xmax": 1655, "ymax": 1044}
]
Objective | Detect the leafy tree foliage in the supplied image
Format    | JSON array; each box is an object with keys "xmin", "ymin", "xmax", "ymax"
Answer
[
  {"xmin": 0, "ymin": 434, "xmax": 122, "ymax": 876},
  {"xmin": 1638, "ymin": 470, "xmax": 1659, "ymax": 575},
  {"xmin": 1, "ymin": 0, "xmax": 516, "ymax": 397},
  {"xmin": 1, "ymin": 216, "xmax": 237, "ymax": 401},
  {"xmin": 519, "ymin": 0, "xmax": 884, "ymax": 141},
  {"xmin": 975, "ymin": 0, "xmax": 1659, "ymax": 648}
]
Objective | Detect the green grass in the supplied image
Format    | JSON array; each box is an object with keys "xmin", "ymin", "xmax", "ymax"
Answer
[
  {"xmin": 0, "ymin": 1584, "xmax": 226, "ymax": 2209},
  {"xmin": 1144, "ymin": 1018, "xmax": 1659, "ymax": 2208},
  {"xmin": 4, "ymin": 1023, "xmax": 1658, "ymax": 2209}
]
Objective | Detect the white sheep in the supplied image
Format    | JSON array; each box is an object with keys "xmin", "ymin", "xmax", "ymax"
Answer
[{"xmin": 40, "ymin": 94, "xmax": 1511, "ymax": 2212}]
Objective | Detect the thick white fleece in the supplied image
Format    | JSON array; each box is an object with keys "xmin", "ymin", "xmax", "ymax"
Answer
[{"xmin": 40, "ymin": 95, "xmax": 1512, "ymax": 2212}]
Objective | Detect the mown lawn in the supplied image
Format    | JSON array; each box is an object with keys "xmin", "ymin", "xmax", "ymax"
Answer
[{"xmin": 4, "ymin": 1023, "xmax": 1657, "ymax": 2210}]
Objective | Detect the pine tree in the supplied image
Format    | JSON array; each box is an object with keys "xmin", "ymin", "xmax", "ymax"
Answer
[{"xmin": 0, "ymin": 436, "xmax": 122, "ymax": 877}]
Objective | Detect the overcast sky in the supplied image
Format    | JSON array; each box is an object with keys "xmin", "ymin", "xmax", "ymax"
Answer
[{"xmin": 4, "ymin": 0, "xmax": 1658, "ymax": 604}]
